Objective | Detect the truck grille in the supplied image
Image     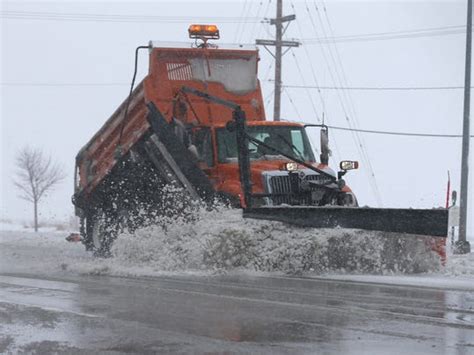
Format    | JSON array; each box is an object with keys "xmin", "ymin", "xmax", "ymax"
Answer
[
  {"xmin": 269, "ymin": 175, "xmax": 292, "ymax": 195},
  {"xmin": 268, "ymin": 174, "xmax": 328, "ymax": 205}
]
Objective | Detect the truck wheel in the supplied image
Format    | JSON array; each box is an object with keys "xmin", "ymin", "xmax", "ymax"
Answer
[
  {"xmin": 80, "ymin": 217, "xmax": 94, "ymax": 252},
  {"xmin": 87, "ymin": 211, "xmax": 114, "ymax": 257}
]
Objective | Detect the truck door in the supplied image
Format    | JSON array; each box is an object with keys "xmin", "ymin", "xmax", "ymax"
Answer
[{"xmin": 190, "ymin": 127, "xmax": 214, "ymax": 170}]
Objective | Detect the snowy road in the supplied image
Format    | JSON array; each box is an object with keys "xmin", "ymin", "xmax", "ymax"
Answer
[
  {"xmin": 1, "ymin": 226, "xmax": 474, "ymax": 354},
  {"xmin": 1, "ymin": 271, "xmax": 474, "ymax": 354}
]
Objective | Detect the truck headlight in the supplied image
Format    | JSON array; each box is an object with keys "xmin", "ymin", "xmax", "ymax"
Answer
[
  {"xmin": 282, "ymin": 162, "xmax": 298, "ymax": 171},
  {"xmin": 338, "ymin": 192, "xmax": 358, "ymax": 207}
]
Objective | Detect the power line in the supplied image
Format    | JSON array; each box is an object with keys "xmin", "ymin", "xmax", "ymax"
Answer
[
  {"xmin": 247, "ymin": 1, "xmax": 265, "ymax": 43},
  {"xmin": 290, "ymin": 50, "xmax": 321, "ymax": 121},
  {"xmin": 3, "ymin": 82, "xmax": 469, "ymax": 91},
  {"xmin": 302, "ymin": 31, "xmax": 463, "ymax": 44},
  {"xmin": 295, "ymin": 1, "xmax": 352, "ymax": 167},
  {"xmin": 289, "ymin": 1, "xmax": 342, "ymax": 163},
  {"xmin": 2, "ymin": 10, "xmax": 466, "ymax": 43},
  {"xmin": 282, "ymin": 86, "xmax": 303, "ymax": 120},
  {"xmin": 314, "ymin": 0, "xmax": 383, "ymax": 206},
  {"xmin": 234, "ymin": 0, "xmax": 250, "ymax": 42},
  {"xmin": 256, "ymin": 0, "xmax": 273, "ymax": 40},
  {"xmin": 325, "ymin": 125, "xmax": 474, "ymax": 138},
  {"xmin": 262, "ymin": 61, "xmax": 275, "ymax": 83},
  {"xmin": 281, "ymin": 84, "xmax": 469, "ymax": 91},
  {"xmin": 264, "ymin": 88, "xmax": 275, "ymax": 107},
  {"xmin": 301, "ymin": 25, "xmax": 467, "ymax": 44},
  {"xmin": 290, "ymin": 1, "xmax": 325, "ymax": 121},
  {"xmin": 310, "ymin": 24, "xmax": 465, "ymax": 38},
  {"xmin": 1, "ymin": 10, "xmax": 264, "ymax": 23},
  {"xmin": 4, "ymin": 86, "xmax": 471, "ymax": 138},
  {"xmin": 1, "ymin": 82, "xmax": 128, "ymax": 87},
  {"xmin": 322, "ymin": 2, "xmax": 384, "ymax": 207}
]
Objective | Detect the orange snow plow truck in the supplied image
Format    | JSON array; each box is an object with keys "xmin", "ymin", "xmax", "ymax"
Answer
[{"xmin": 73, "ymin": 25, "xmax": 448, "ymax": 255}]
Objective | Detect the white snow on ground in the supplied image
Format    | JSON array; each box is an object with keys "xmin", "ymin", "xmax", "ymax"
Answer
[
  {"xmin": 319, "ymin": 252, "xmax": 474, "ymax": 291},
  {"xmin": 1, "ymin": 205, "xmax": 474, "ymax": 290},
  {"xmin": 0, "ymin": 221, "xmax": 59, "ymax": 233}
]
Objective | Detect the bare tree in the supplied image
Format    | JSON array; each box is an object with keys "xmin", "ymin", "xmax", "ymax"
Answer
[{"xmin": 14, "ymin": 147, "xmax": 66, "ymax": 232}]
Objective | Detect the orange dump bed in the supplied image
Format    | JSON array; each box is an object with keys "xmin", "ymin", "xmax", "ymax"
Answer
[{"xmin": 75, "ymin": 45, "xmax": 265, "ymax": 198}]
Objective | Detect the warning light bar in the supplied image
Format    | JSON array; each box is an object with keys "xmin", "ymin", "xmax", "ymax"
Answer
[{"xmin": 188, "ymin": 24, "xmax": 220, "ymax": 40}]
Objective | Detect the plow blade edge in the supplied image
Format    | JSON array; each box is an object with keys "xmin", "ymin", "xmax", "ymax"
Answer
[{"xmin": 243, "ymin": 207, "xmax": 448, "ymax": 237}]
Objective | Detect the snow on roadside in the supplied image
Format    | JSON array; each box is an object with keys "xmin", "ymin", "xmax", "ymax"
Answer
[
  {"xmin": 445, "ymin": 251, "xmax": 474, "ymax": 276},
  {"xmin": 0, "ymin": 221, "xmax": 60, "ymax": 233},
  {"xmin": 2, "ymin": 204, "xmax": 473, "ymax": 291},
  {"xmin": 108, "ymin": 207, "xmax": 443, "ymax": 274},
  {"xmin": 323, "ymin": 252, "xmax": 474, "ymax": 292},
  {"xmin": 0, "ymin": 230, "xmax": 93, "ymax": 275}
]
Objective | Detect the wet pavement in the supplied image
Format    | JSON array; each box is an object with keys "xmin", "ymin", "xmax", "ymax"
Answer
[{"xmin": 1, "ymin": 272, "xmax": 473, "ymax": 354}]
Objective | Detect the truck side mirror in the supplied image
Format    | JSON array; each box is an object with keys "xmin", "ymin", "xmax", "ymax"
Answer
[
  {"xmin": 338, "ymin": 160, "xmax": 359, "ymax": 180},
  {"xmin": 320, "ymin": 128, "xmax": 330, "ymax": 165},
  {"xmin": 339, "ymin": 161, "xmax": 359, "ymax": 171}
]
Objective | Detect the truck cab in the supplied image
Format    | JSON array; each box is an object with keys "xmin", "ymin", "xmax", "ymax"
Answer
[{"xmin": 187, "ymin": 119, "xmax": 357, "ymax": 208}]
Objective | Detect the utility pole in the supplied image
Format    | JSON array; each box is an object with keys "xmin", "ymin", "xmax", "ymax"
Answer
[
  {"xmin": 256, "ymin": 0, "xmax": 299, "ymax": 121},
  {"xmin": 455, "ymin": 0, "xmax": 472, "ymax": 254},
  {"xmin": 274, "ymin": 0, "xmax": 283, "ymax": 122}
]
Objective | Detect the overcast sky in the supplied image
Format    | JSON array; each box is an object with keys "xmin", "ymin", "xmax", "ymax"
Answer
[{"xmin": 1, "ymin": 0, "xmax": 472, "ymax": 239}]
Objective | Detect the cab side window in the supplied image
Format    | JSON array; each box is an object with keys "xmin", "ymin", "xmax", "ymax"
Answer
[{"xmin": 192, "ymin": 128, "xmax": 214, "ymax": 167}]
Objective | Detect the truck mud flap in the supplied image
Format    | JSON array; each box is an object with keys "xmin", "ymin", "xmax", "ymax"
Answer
[
  {"xmin": 145, "ymin": 102, "xmax": 215, "ymax": 201},
  {"xmin": 243, "ymin": 207, "xmax": 448, "ymax": 237}
]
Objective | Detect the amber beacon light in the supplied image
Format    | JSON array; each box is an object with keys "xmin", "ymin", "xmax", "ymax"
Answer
[{"xmin": 188, "ymin": 24, "xmax": 220, "ymax": 40}]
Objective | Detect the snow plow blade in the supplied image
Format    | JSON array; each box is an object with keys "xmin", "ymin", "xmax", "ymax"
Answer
[{"xmin": 243, "ymin": 207, "xmax": 448, "ymax": 237}]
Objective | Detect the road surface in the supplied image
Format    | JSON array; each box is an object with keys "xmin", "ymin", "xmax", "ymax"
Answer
[{"xmin": 1, "ymin": 271, "xmax": 473, "ymax": 354}]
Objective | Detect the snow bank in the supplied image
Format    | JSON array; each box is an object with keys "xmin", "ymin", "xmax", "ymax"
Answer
[
  {"xmin": 445, "ymin": 251, "xmax": 474, "ymax": 276},
  {"xmin": 108, "ymin": 206, "xmax": 441, "ymax": 275},
  {"xmin": 1, "ymin": 203, "xmax": 473, "ymax": 287},
  {"xmin": 0, "ymin": 230, "xmax": 93, "ymax": 275},
  {"xmin": 325, "ymin": 251, "xmax": 474, "ymax": 291}
]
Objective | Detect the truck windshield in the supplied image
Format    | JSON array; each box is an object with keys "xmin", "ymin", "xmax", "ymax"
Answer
[{"xmin": 216, "ymin": 126, "xmax": 316, "ymax": 163}]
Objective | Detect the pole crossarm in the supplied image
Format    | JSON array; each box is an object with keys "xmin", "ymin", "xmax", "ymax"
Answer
[
  {"xmin": 270, "ymin": 14, "xmax": 296, "ymax": 24},
  {"xmin": 255, "ymin": 39, "xmax": 300, "ymax": 47}
]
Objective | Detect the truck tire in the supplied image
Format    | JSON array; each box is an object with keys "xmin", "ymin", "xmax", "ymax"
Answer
[{"xmin": 86, "ymin": 210, "xmax": 115, "ymax": 257}]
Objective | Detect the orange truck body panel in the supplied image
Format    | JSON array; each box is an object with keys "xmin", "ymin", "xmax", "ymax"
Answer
[
  {"xmin": 75, "ymin": 45, "xmax": 352, "ymax": 204},
  {"xmin": 76, "ymin": 46, "xmax": 270, "ymax": 198}
]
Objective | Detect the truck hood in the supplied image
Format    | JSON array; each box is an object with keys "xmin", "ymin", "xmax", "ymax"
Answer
[{"xmin": 217, "ymin": 160, "xmax": 336, "ymax": 194}]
